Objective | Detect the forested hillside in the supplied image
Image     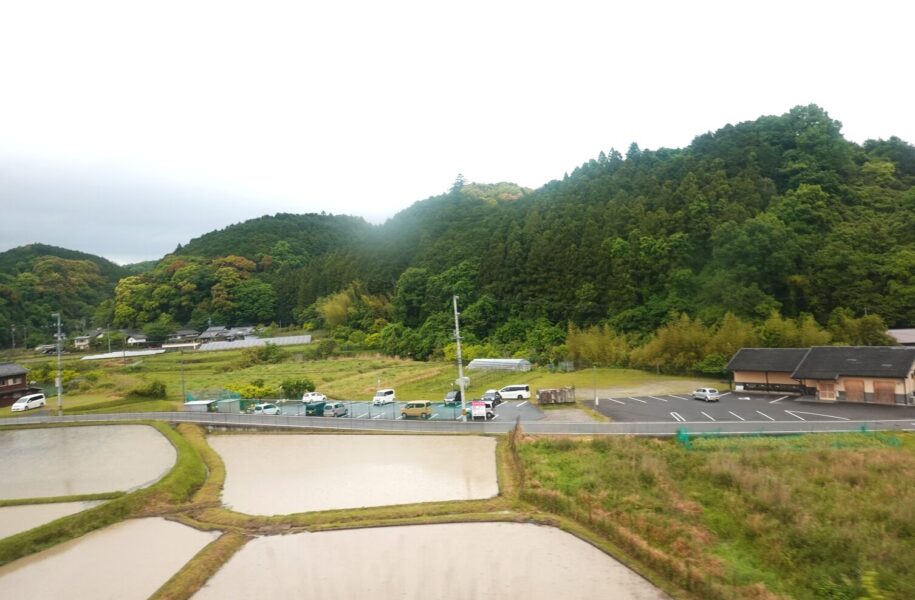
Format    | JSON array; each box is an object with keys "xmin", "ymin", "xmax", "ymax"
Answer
[
  {"xmin": 0, "ymin": 244, "xmax": 127, "ymax": 347},
  {"xmin": 3, "ymin": 105, "xmax": 913, "ymax": 371}
]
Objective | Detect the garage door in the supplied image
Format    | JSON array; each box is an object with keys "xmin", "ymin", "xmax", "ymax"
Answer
[
  {"xmin": 844, "ymin": 379, "xmax": 865, "ymax": 402},
  {"xmin": 873, "ymin": 381, "xmax": 896, "ymax": 405}
]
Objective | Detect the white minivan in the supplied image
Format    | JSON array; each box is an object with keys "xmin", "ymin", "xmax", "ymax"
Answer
[
  {"xmin": 11, "ymin": 393, "xmax": 46, "ymax": 412},
  {"xmin": 498, "ymin": 384, "xmax": 531, "ymax": 400},
  {"xmin": 372, "ymin": 389, "xmax": 396, "ymax": 406}
]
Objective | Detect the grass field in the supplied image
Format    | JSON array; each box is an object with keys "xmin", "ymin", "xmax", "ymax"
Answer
[
  {"xmin": 5, "ymin": 348, "xmax": 719, "ymax": 414},
  {"xmin": 516, "ymin": 432, "xmax": 915, "ymax": 600}
]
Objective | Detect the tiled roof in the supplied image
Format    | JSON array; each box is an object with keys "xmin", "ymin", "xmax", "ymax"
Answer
[
  {"xmin": 888, "ymin": 328, "xmax": 915, "ymax": 345},
  {"xmin": 726, "ymin": 348, "xmax": 809, "ymax": 373},
  {"xmin": 0, "ymin": 363, "xmax": 27, "ymax": 377},
  {"xmin": 792, "ymin": 346, "xmax": 915, "ymax": 380}
]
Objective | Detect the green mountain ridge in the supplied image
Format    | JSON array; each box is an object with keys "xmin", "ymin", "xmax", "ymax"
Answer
[{"xmin": 2, "ymin": 105, "xmax": 914, "ymax": 356}]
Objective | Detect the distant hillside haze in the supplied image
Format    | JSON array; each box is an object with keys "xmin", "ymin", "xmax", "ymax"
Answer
[{"xmin": 1, "ymin": 105, "xmax": 913, "ymax": 358}]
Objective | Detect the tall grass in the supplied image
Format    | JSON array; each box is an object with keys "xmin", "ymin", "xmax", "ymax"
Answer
[{"xmin": 516, "ymin": 433, "xmax": 913, "ymax": 600}]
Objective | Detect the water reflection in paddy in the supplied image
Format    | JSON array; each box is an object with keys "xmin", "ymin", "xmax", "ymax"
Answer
[
  {"xmin": 0, "ymin": 517, "xmax": 217, "ymax": 599},
  {"xmin": 210, "ymin": 434, "xmax": 498, "ymax": 514},
  {"xmin": 194, "ymin": 522, "xmax": 668, "ymax": 599},
  {"xmin": 0, "ymin": 425, "xmax": 176, "ymax": 499}
]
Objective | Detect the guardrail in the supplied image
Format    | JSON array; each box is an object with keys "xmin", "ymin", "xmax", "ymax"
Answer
[{"xmin": 5, "ymin": 412, "xmax": 915, "ymax": 436}]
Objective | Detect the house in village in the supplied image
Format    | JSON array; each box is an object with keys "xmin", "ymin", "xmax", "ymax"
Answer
[
  {"xmin": 0, "ymin": 363, "xmax": 43, "ymax": 407},
  {"xmin": 888, "ymin": 329, "xmax": 915, "ymax": 347},
  {"xmin": 727, "ymin": 346, "xmax": 915, "ymax": 405}
]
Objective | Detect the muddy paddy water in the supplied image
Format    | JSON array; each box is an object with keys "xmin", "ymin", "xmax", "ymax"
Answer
[
  {"xmin": 0, "ymin": 501, "xmax": 102, "ymax": 539},
  {"xmin": 0, "ymin": 517, "xmax": 217, "ymax": 599},
  {"xmin": 194, "ymin": 522, "xmax": 667, "ymax": 599},
  {"xmin": 210, "ymin": 434, "xmax": 498, "ymax": 514},
  {"xmin": 0, "ymin": 425, "xmax": 176, "ymax": 499}
]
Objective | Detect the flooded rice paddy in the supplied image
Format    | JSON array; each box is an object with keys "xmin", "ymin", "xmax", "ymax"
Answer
[
  {"xmin": 0, "ymin": 501, "xmax": 102, "ymax": 539},
  {"xmin": 210, "ymin": 434, "xmax": 498, "ymax": 514},
  {"xmin": 0, "ymin": 425, "xmax": 175, "ymax": 499},
  {"xmin": 0, "ymin": 517, "xmax": 218, "ymax": 599},
  {"xmin": 193, "ymin": 522, "xmax": 668, "ymax": 599}
]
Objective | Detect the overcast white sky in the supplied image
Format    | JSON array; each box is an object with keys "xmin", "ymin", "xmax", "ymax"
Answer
[{"xmin": 1, "ymin": 0, "xmax": 913, "ymax": 264}]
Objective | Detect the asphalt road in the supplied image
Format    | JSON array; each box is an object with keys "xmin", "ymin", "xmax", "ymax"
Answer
[{"xmin": 590, "ymin": 391, "xmax": 915, "ymax": 423}]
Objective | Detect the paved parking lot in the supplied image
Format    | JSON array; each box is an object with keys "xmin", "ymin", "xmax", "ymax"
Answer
[
  {"xmin": 281, "ymin": 400, "xmax": 544, "ymax": 422},
  {"xmin": 590, "ymin": 391, "xmax": 915, "ymax": 423}
]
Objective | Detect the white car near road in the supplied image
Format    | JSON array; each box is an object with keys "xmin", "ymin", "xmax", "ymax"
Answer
[
  {"xmin": 253, "ymin": 403, "xmax": 282, "ymax": 415},
  {"xmin": 11, "ymin": 393, "xmax": 46, "ymax": 412},
  {"xmin": 372, "ymin": 389, "xmax": 396, "ymax": 406},
  {"xmin": 301, "ymin": 391, "xmax": 327, "ymax": 403}
]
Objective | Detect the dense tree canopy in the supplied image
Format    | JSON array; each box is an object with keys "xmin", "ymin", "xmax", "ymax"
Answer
[{"xmin": 2, "ymin": 105, "xmax": 913, "ymax": 368}]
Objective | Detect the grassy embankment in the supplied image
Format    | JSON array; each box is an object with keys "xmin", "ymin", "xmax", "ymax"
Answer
[
  {"xmin": 7, "ymin": 347, "xmax": 719, "ymax": 415},
  {"xmin": 514, "ymin": 432, "xmax": 915, "ymax": 600}
]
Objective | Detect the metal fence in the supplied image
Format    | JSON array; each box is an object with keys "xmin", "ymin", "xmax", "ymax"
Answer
[{"xmin": 6, "ymin": 412, "xmax": 915, "ymax": 437}]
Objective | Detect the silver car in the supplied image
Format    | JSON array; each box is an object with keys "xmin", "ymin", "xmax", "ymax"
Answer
[
  {"xmin": 692, "ymin": 388, "xmax": 721, "ymax": 402},
  {"xmin": 323, "ymin": 401, "xmax": 348, "ymax": 417}
]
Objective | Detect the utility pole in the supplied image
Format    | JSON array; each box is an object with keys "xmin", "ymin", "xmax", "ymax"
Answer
[
  {"xmin": 10, "ymin": 324, "xmax": 15, "ymax": 353},
  {"xmin": 453, "ymin": 295, "xmax": 467, "ymax": 421},
  {"xmin": 106, "ymin": 323, "xmax": 112, "ymax": 354},
  {"xmin": 51, "ymin": 312, "xmax": 62, "ymax": 415}
]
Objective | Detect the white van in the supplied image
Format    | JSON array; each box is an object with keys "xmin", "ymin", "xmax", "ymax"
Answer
[
  {"xmin": 11, "ymin": 393, "xmax": 46, "ymax": 412},
  {"xmin": 372, "ymin": 389, "xmax": 396, "ymax": 406},
  {"xmin": 498, "ymin": 384, "xmax": 531, "ymax": 400}
]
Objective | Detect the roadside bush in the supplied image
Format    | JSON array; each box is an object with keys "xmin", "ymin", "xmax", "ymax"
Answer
[
  {"xmin": 129, "ymin": 379, "xmax": 167, "ymax": 398},
  {"xmin": 280, "ymin": 377, "xmax": 315, "ymax": 399}
]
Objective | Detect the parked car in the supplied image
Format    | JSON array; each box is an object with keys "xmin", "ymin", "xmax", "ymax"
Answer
[
  {"xmin": 402, "ymin": 401, "xmax": 432, "ymax": 419},
  {"xmin": 303, "ymin": 400, "xmax": 327, "ymax": 416},
  {"xmin": 372, "ymin": 388, "xmax": 396, "ymax": 406},
  {"xmin": 11, "ymin": 393, "xmax": 46, "ymax": 412},
  {"xmin": 253, "ymin": 403, "xmax": 282, "ymax": 415},
  {"xmin": 481, "ymin": 389, "xmax": 503, "ymax": 406},
  {"xmin": 498, "ymin": 384, "xmax": 530, "ymax": 400},
  {"xmin": 301, "ymin": 391, "xmax": 327, "ymax": 403},
  {"xmin": 323, "ymin": 401, "xmax": 348, "ymax": 417},
  {"xmin": 443, "ymin": 390, "xmax": 462, "ymax": 406},
  {"xmin": 692, "ymin": 388, "xmax": 721, "ymax": 402}
]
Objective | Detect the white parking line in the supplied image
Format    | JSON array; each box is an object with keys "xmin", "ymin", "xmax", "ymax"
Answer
[
  {"xmin": 701, "ymin": 411, "xmax": 716, "ymax": 422},
  {"xmin": 432, "ymin": 413, "xmax": 439, "ymax": 419},
  {"xmin": 670, "ymin": 412, "xmax": 685, "ymax": 422},
  {"xmin": 491, "ymin": 415, "xmax": 499, "ymax": 420},
  {"xmin": 788, "ymin": 410, "xmax": 850, "ymax": 421},
  {"xmin": 372, "ymin": 414, "xmax": 383, "ymax": 419},
  {"xmin": 769, "ymin": 395, "xmax": 789, "ymax": 404},
  {"xmin": 648, "ymin": 396, "xmax": 668, "ymax": 402},
  {"xmin": 719, "ymin": 392, "xmax": 732, "ymax": 398},
  {"xmin": 357, "ymin": 413, "xmax": 368, "ymax": 419},
  {"xmin": 608, "ymin": 398, "xmax": 625, "ymax": 405},
  {"xmin": 628, "ymin": 397, "xmax": 648, "ymax": 403},
  {"xmin": 669, "ymin": 395, "xmax": 689, "ymax": 401},
  {"xmin": 756, "ymin": 410, "xmax": 776, "ymax": 421},
  {"xmin": 517, "ymin": 401, "xmax": 528, "ymax": 408},
  {"xmin": 728, "ymin": 411, "xmax": 745, "ymax": 421},
  {"xmin": 785, "ymin": 410, "xmax": 806, "ymax": 421}
]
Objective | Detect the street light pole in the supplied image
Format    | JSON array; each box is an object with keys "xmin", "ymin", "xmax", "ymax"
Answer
[
  {"xmin": 51, "ymin": 312, "xmax": 62, "ymax": 415},
  {"xmin": 453, "ymin": 295, "xmax": 467, "ymax": 421}
]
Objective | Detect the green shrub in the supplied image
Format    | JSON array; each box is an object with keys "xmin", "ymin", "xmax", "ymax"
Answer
[{"xmin": 130, "ymin": 379, "xmax": 167, "ymax": 398}]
